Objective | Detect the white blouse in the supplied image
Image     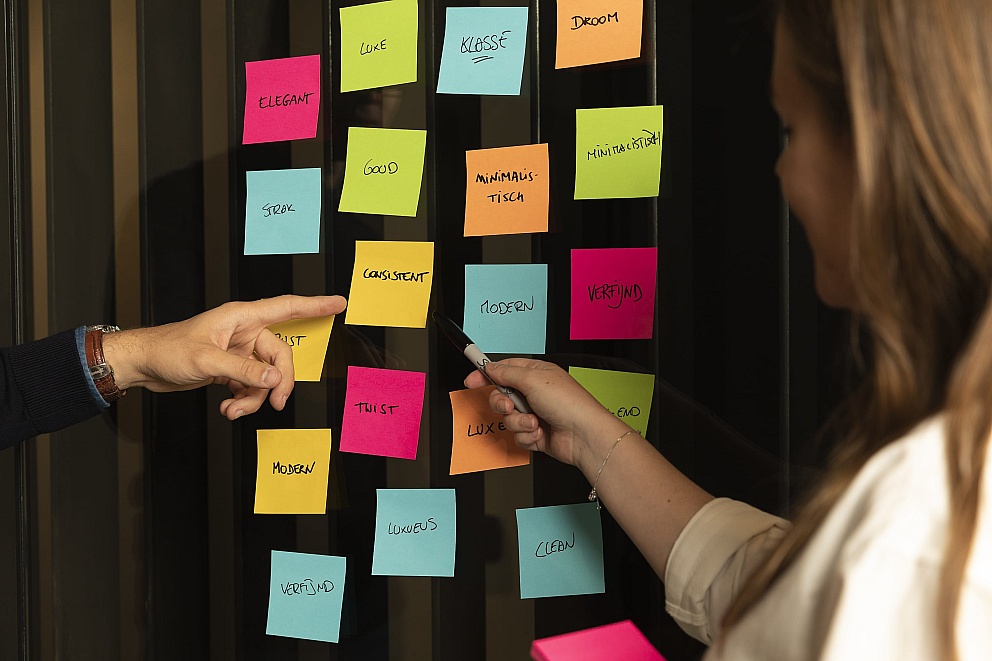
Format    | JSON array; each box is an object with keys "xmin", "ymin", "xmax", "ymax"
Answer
[{"xmin": 664, "ymin": 417, "xmax": 992, "ymax": 659}]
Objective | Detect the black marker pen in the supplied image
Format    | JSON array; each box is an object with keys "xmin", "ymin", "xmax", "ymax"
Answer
[{"xmin": 432, "ymin": 310, "xmax": 533, "ymax": 414}]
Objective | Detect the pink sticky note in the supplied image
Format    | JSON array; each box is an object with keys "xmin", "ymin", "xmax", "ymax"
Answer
[
  {"xmin": 339, "ymin": 366, "xmax": 426, "ymax": 460},
  {"xmin": 530, "ymin": 620, "xmax": 665, "ymax": 661},
  {"xmin": 243, "ymin": 55, "xmax": 321, "ymax": 144},
  {"xmin": 570, "ymin": 248, "xmax": 657, "ymax": 340}
]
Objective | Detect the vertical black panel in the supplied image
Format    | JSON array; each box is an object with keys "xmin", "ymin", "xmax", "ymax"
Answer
[
  {"xmin": 228, "ymin": 3, "xmax": 298, "ymax": 658},
  {"xmin": 0, "ymin": 0, "xmax": 21, "ymax": 656},
  {"xmin": 44, "ymin": 0, "xmax": 120, "ymax": 657},
  {"xmin": 138, "ymin": 0, "xmax": 210, "ymax": 656},
  {"xmin": 424, "ymin": 0, "xmax": 485, "ymax": 659}
]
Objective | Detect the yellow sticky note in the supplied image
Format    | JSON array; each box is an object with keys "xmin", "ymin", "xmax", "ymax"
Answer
[
  {"xmin": 267, "ymin": 315, "xmax": 336, "ymax": 382},
  {"xmin": 254, "ymin": 429, "xmax": 332, "ymax": 514},
  {"xmin": 555, "ymin": 0, "xmax": 643, "ymax": 69},
  {"xmin": 346, "ymin": 240, "xmax": 434, "ymax": 328}
]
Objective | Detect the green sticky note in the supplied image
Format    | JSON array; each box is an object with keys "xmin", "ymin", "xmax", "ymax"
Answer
[
  {"xmin": 338, "ymin": 127, "xmax": 427, "ymax": 217},
  {"xmin": 574, "ymin": 105, "xmax": 664, "ymax": 199},
  {"xmin": 340, "ymin": 0, "xmax": 418, "ymax": 93},
  {"xmin": 569, "ymin": 366, "xmax": 654, "ymax": 436}
]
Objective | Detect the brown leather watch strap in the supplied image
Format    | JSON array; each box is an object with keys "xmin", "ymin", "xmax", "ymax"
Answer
[{"xmin": 85, "ymin": 326, "xmax": 126, "ymax": 402}]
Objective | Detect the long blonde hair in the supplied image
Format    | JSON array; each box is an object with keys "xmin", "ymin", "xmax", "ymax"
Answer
[{"xmin": 722, "ymin": 1, "xmax": 992, "ymax": 658}]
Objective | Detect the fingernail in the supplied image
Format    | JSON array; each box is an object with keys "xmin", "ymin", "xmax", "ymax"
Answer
[
  {"xmin": 497, "ymin": 401, "xmax": 510, "ymax": 414},
  {"xmin": 233, "ymin": 409, "xmax": 244, "ymax": 419},
  {"xmin": 281, "ymin": 394, "xmax": 289, "ymax": 408},
  {"xmin": 261, "ymin": 368, "xmax": 275, "ymax": 386},
  {"xmin": 527, "ymin": 417, "xmax": 538, "ymax": 431}
]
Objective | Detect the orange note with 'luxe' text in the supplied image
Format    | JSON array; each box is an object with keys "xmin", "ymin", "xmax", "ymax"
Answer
[
  {"xmin": 449, "ymin": 386, "xmax": 531, "ymax": 474},
  {"xmin": 555, "ymin": 0, "xmax": 643, "ymax": 69},
  {"xmin": 464, "ymin": 144, "xmax": 549, "ymax": 237}
]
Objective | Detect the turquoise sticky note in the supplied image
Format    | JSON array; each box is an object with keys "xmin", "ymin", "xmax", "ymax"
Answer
[
  {"xmin": 266, "ymin": 550, "xmax": 347, "ymax": 643},
  {"xmin": 244, "ymin": 168, "xmax": 322, "ymax": 255},
  {"xmin": 437, "ymin": 7, "xmax": 529, "ymax": 95},
  {"xmin": 373, "ymin": 489, "xmax": 456, "ymax": 577},
  {"xmin": 463, "ymin": 263, "xmax": 547, "ymax": 354},
  {"xmin": 516, "ymin": 502, "xmax": 604, "ymax": 599}
]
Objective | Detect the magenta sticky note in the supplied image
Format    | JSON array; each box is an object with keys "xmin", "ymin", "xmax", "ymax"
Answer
[
  {"xmin": 339, "ymin": 366, "xmax": 426, "ymax": 460},
  {"xmin": 530, "ymin": 620, "xmax": 665, "ymax": 661},
  {"xmin": 243, "ymin": 55, "xmax": 321, "ymax": 144},
  {"xmin": 570, "ymin": 248, "xmax": 657, "ymax": 340}
]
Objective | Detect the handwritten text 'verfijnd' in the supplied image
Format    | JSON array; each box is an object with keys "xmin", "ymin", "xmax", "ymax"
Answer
[
  {"xmin": 587, "ymin": 281, "xmax": 643, "ymax": 309},
  {"xmin": 281, "ymin": 578, "xmax": 334, "ymax": 596}
]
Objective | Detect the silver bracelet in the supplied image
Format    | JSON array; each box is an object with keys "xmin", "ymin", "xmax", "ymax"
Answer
[{"xmin": 587, "ymin": 428, "xmax": 636, "ymax": 510}]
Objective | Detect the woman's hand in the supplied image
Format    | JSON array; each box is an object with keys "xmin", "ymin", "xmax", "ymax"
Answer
[
  {"xmin": 103, "ymin": 294, "xmax": 347, "ymax": 420},
  {"xmin": 463, "ymin": 358, "xmax": 627, "ymax": 471}
]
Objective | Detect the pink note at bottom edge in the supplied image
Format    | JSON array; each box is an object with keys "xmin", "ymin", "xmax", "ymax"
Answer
[{"xmin": 530, "ymin": 620, "xmax": 666, "ymax": 661}]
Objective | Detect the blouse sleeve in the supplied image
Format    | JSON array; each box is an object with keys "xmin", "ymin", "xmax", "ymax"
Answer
[{"xmin": 664, "ymin": 497, "xmax": 791, "ymax": 644}]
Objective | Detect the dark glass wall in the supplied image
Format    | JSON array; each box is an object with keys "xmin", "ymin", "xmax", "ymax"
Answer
[{"xmin": 0, "ymin": 0, "xmax": 846, "ymax": 659}]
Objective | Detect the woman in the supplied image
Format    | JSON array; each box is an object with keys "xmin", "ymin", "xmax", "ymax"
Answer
[{"xmin": 466, "ymin": 0, "xmax": 992, "ymax": 657}]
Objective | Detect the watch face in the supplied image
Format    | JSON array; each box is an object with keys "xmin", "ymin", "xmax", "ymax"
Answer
[{"xmin": 90, "ymin": 364, "xmax": 113, "ymax": 380}]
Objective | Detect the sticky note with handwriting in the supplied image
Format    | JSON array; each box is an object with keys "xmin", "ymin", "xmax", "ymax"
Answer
[
  {"xmin": 338, "ymin": 127, "xmax": 427, "ymax": 217},
  {"xmin": 437, "ymin": 7, "xmax": 529, "ymax": 95},
  {"xmin": 555, "ymin": 0, "xmax": 643, "ymax": 69},
  {"xmin": 570, "ymin": 247, "xmax": 657, "ymax": 340},
  {"xmin": 449, "ymin": 386, "xmax": 531, "ymax": 474},
  {"xmin": 266, "ymin": 315, "xmax": 336, "ymax": 382},
  {"xmin": 530, "ymin": 620, "xmax": 666, "ymax": 661},
  {"xmin": 244, "ymin": 168, "xmax": 322, "ymax": 255},
  {"xmin": 516, "ymin": 502, "xmax": 604, "ymax": 599},
  {"xmin": 340, "ymin": 366, "xmax": 426, "ymax": 460},
  {"xmin": 254, "ymin": 429, "xmax": 332, "ymax": 514},
  {"xmin": 463, "ymin": 264, "xmax": 548, "ymax": 354},
  {"xmin": 266, "ymin": 550, "xmax": 346, "ymax": 643},
  {"xmin": 340, "ymin": 0, "xmax": 419, "ymax": 92},
  {"xmin": 465, "ymin": 144, "xmax": 549, "ymax": 236},
  {"xmin": 568, "ymin": 366, "xmax": 654, "ymax": 435},
  {"xmin": 574, "ymin": 105, "xmax": 664, "ymax": 199},
  {"xmin": 372, "ymin": 489, "xmax": 456, "ymax": 576},
  {"xmin": 345, "ymin": 240, "xmax": 434, "ymax": 328},
  {"xmin": 243, "ymin": 55, "xmax": 320, "ymax": 144}
]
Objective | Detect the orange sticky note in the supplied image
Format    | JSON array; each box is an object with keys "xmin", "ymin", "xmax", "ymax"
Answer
[
  {"xmin": 555, "ymin": 0, "xmax": 643, "ymax": 69},
  {"xmin": 449, "ymin": 387, "xmax": 531, "ymax": 474},
  {"xmin": 464, "ymin": 144, "xmax": 549, "ymax": 237}
]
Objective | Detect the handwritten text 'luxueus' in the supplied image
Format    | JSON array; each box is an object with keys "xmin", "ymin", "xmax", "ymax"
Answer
[{"xmin": 387, "ymin": 517, "xmax": 438, "ymax": 535}]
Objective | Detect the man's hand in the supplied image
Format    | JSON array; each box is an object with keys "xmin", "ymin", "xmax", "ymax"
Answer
[{"xmin": 102, "ymin": 295, "xmax": 347, "ymax": 419}]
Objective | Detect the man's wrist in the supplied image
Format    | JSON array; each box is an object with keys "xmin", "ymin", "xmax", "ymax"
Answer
[{"xmin": 84, "ymin": 325, "xmax": 128, "ymax": 402}]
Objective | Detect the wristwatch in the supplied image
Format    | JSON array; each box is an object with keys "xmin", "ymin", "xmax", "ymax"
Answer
[{"xmin": 84, "ymin": 324, "xmax": 127, "ymax": 402}]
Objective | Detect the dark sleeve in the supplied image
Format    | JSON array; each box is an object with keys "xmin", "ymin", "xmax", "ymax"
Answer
[{"xmin": 0, "ymin": 329, "xmax": 105, "ymax": 450}]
